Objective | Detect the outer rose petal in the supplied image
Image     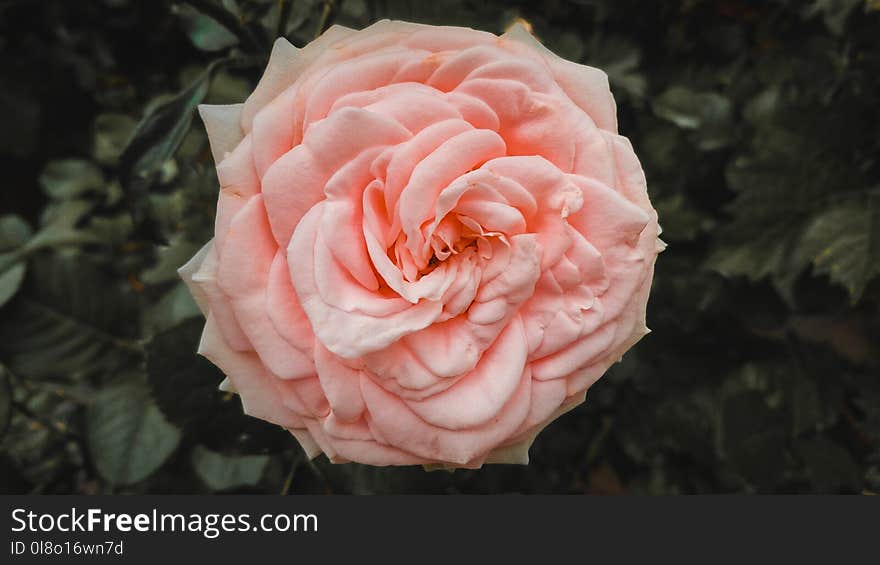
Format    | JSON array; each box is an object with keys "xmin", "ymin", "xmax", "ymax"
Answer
[
  {"xmin": 360, "ymin": 367, "xmax": 532, "ymax": 465},
  {"xmin": 241, "ymin": 28, "xmax": 356, "ymax": 132},
  {"xmin": 501, "ymin": 23, "xmax": 617, "ymax": 133},
  {"xmin": 178, "ymin": 240, "xmax": 212, "ymax": 316},
  {"xmin": 198, "ymin": 315, "xmax": 304, "ymax": 430},
  {"xmin": 403, "ymin": 317, "xmax": 528, "ymax": 430},
  {"xmin": 198, "ymin": 104, "xmax": 244, "ymax": 165}
]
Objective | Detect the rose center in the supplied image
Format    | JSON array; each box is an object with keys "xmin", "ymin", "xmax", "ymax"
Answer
[{"xmin": 389, "ymin": 213, "xmax": 501, "ymax": 283}]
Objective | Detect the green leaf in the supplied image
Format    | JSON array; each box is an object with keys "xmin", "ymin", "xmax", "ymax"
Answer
[
  {"xmin": 0, "ymin": 256, "xmax": 26, "ymax": 308},
  {"xmin": 0, "ymin": 216, "xmax": 31, "ymax": 308},
  {"xmin": 653, "ymin": 86, "xmax": 706, "ymax": 130},
  {"xmin": 0, "ymin": 215, "xmax": 32, "ymax": 251},
  {"xmin": 141, "ymin": 236, "xmax": 203, "ymax": 285},
  {"xmin": 0, "ymin": 254, "xmax": 140, "ymax": 381},
  {"xmin": 92, "ymin": 113, "xmax": 138, "ymax": 166},
  {"xmin": 589, "ymin": 36, "xmax": 646, "ymax": 101},
  {"xmin": 120, "ymin": 58, "xmax": 226, "ymax": 194},
  {"xmin": 28, "ymin": 199, "xmax": 103, "ymax": 252},
  {"xmin": 142, "ymin": 282, "xmax": 201, "ymax": 337},
  {"xmin": 176, "ymin": 5, "xmax": 240, "ymax": 52},
  {"xmin": 87, "ymin": 379, "xmax": 181, "ymax": 485},
  {"xmin": 175, "ymin": 0, "xmax": 264, "ymax": 53},
  {"xmin": 653, "ymin": 87, "xmax": 733, "ymax": 150},
  {"xmin": 192, "ymin": 445, "xmax": 269, "ymax": 491},
  {"xmin": 86, "ymin": 213, "xmax": 135, "ymax": 246},
  {"xmin": 706, "ymin": 147, "xmax": 848, "ymax": 300},
  {"xmin": 794, "ymin": 195, "xmax": 880, "ymax": 302},
  {"xmin": 38, "ymin": 159, "xmax": 105, "ymax": 201},
  {"xmin": 205, "ymin": 70, "xmax": 253, "ymax": 105},
  {"xmin": 706, "ymin": 229, "xmax": 805, "ymax": 303}
]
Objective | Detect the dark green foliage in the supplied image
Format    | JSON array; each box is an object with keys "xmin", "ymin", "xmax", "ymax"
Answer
[{"xmin": 0, "ymin": 0, "xmax": 877, "ymax": 494}]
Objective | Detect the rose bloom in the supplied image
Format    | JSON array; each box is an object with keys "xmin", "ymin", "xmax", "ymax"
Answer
[{"xmin": 180, "ymin": 20, "xmax": 663, "ymax": 468}]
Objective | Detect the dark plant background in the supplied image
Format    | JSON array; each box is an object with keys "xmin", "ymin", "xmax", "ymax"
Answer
[{"xmin": 1, "ymin": 0, "xmax": 878, "ymax": 494}]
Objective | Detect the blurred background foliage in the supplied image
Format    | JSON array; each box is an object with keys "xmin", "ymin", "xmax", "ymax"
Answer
[{"xmin": 0, "ymin": 0, "xmax": 878, "ymax": 494}]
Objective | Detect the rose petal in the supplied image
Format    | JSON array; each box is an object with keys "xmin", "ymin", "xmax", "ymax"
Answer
[
  {"xmin": 403, "ymin": 317, "xmax": 528, "ymax": 430},
  {"xmin": 198, "ymin": 103, "xmax": 244, "ymax": 165},
  {"xmin": 360, "ymin": 365, "xmax": 531, "ymax": 465},
  {"xmin": 262, "ymin": 106, "xmax": 410, "ymax": 246},
  {"xmin": 501, "ymin": 23, "xmax": 617, "ymax": 133},
  {"xmin": 314, "ymin": 343, "xmax": 366, "ymax": 423},
  {"xmin": 198, "ymin": 315, "xmax": 303, "ymax": 429},
  {"xmin": 290, "ymin": 204, "xmax": 443, "ymax": 358},
  {"xmin": 241, "ymin": 28, "xmax": 355, "ymax": 132}
]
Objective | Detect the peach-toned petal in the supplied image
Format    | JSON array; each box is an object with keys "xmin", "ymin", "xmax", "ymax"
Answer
[
  {"xmin": 215, "ymin": 135, "xmax": 260, "ymax": 196},
  {"xmin": 501, "ymin": 23, "xmax": 617, "ymax": 133},
  {"xmin": 399, "ymin": 128, "xmax": 506, "ymax": 263},
  {"xmin": 198, "ymin": 315, "xmax": 303, "ymax": 429},
  {"xmin": 241, "ymin": 28, "xmax": 355, "ymax": 132},
  {"xmin": 265, "ymin": 250, "xmax": 314, "ymax": 353},
  {"xmin": 302, "ymin": 48, "xmax": 430, "ymax": 128},
  {"xmin": 360, "ymin": 366, "xmax": 531, "ymax": 465},
  {"xmin": 403, "ymin": 317, "xmax": 527, "ymax": 430},
  {"xmin": 307, "ymin": 418, "xmax": 429, "ymax": 466},
  {"xmin": 216, "ymin": 196, "xmax": 314, "ymax": 379},
  {"xmin": 289, "ymin": 428, "xmax": 322, "ymax": 459},
  {"xmin": 188, "ymin": 242, "xmax": 251, "ymax": 351},
  {"xmin": 290, "ymin": 204, "xmax": 443, "ymax": 358},
  {"xmin": 262, "ymin": 106, "xmax": 410, "ymax": 246},
  {"xmin": 314, "ymin": 343, "xmax": 366, "ymax": 422}
]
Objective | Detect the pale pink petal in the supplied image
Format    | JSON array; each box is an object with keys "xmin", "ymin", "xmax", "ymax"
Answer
[
  {"xmin": 198, "ymin": 315, "xmax": 303, "ymax": 429},
  {"xmin": 302, "ymin": 48, "xmax": 430, "ymax": 128},
  {"xmin": 189, "ymin": 243, "xmax": 251, "ymax": 351},
  {"xmin": 178, "ymin": 240, "xmax": 213, "ymax": 316},
  {"xmin": 530, "ymin": 320, "xmax": 618, "ymax": 381},
  {"xmin": 308, "ymin": 419, "xmax": 429, "ymax": 466},
  {"xmin": 399, "ymin": 128, "xmax": 507, "ymax": 263},
  {"xmin": 265, "ymin": 250, "xmax": 314, "ymax": 353},
  {"xmin": 314, "ymin": 343, "xmax": 366, "ymax": 423},
  {"xmin": 501, "ymin": 23, "xmax": 617, "ymax": 132},
  {"xmin": 241, "ymin": 28, "xmax": 355, "ymax": 132},
  {"xmin": 216, "ymin": 195, "xmax": 314, "ymax": 379},
  {"xmin": 360, "ymin": 366, "xmax": 531, "ymax": 465},
  {"xmin": 198, "ymin": 103, "xmax": 244, "ymax": 165},
  {"xmin": 290, "ymin": 205, "xmax": 443, "ymax": 358},
  {"xmin": 289, "ymin": 428, "xmax": 323, "ymax": 459},
  {"xmin": 262, "ymin": 107, "xmax": 410, "ymax": 247},
  {"xmin": 403, "ymin": 317, "xmax": 528, "ymax": 430},
  {"xmin": 215, "ymin": 135, "xmax": 260, "ymax": 196}
]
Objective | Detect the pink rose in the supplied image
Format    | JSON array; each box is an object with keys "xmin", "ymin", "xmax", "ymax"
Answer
[{"xmin": 179, "ymin": 20, "xmax": 663, "ymax": 468}]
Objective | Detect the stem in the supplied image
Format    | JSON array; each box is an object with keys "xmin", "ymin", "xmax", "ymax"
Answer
[
  {"xmin": 280, "ymin": 455, "xmax": 300, "ymax": 495},
  {"xmin": 275, "ymin": 0, "xmax": 292, "ymax": 40},
  {"xmin": 313, "ymin": 0, "xmax": 336, "ymax": 39}
]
